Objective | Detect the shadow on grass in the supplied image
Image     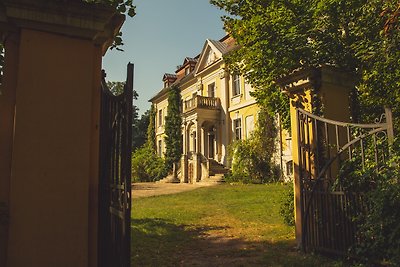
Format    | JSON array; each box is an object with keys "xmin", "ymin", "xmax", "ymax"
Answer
[{"xmin": 132, "ymin": 218, "xmax": 343, "ymax": 267}]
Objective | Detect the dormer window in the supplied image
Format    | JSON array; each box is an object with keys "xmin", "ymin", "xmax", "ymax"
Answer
[
  {"xmin": 162, "ymin": 73, "xmax": 177, "ymax": 88},
  {"xmin": 185, "ymin": 66, "xmax": 190, "ymax": 76}
]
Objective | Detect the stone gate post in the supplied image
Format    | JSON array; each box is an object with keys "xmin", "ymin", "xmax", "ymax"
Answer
[
  {"xmin": 0, "ymin": 1, "xmax": 123, "ymax": 266},
  {"xmin": 277, "ymin": 66, "xmax": 356, "ymax": 249}
]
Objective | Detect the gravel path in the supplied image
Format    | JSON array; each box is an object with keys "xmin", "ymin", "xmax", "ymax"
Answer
[{"xmin": 132, "ymin": 182, "xmax": 220, "ymax": 199}]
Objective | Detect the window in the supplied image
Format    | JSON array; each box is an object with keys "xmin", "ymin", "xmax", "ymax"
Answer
[
  {"xmin": 286, "ymin": 160, "xmax": 294, "ymax": 176},
  {"xmin": 208, "ymin": 83, "xmax": 215, "ymax": 98},
  {"xmin": 232, "ymin": 74, "xmax": 241, "ymax": 96},
  {"xmin": 158, "ymin": 140, "xmax": 162, "ymax": 156},
  {"xmin": 233, "ymin": 118, "xmax": 242, "ymax": 140},
  {"xmin": 185, "ymin": 66, "xmax": 190, "ymax": 76},
  {"xmin": 158, "ymin": 109, "xmax": 163, "ymax": 127},
  {"xmin": 245, "ymin": 115, "xmax": 254, "ymax": 138}
]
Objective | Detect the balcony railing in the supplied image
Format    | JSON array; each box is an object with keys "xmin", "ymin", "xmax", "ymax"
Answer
[{"xmin": 183, "ymin": 95, "xmax": 221, "ymax": 113}]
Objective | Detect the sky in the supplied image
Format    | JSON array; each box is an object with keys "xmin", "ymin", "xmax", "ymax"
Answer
[{"xmin": 103, "ymin": 0, "xmax": 228, "ymax": 115}]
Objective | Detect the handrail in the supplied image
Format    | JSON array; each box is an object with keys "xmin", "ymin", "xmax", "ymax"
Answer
[
  {"xmin": 297, "ymin": 108, "xmax": 388, "ymax": 129},
  {"xmin": 183, "ymin": 95, "xmax": 221, "ymax": 113}
]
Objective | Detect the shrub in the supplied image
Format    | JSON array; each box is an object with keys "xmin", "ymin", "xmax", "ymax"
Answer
[
  {"xmin": 339, "ymin": 139, "xmax": 400, "ymax": 265},
  {"xmin": 279, "ymin": 184, "xmax": 295, "ymax": 226},
  {"xmin": 227, "ymin": 108, "xmax": 279, "ymax": 184},
  {"xmin": 131, "ymin": 146, "xmax": 167, "ymax": 182}
]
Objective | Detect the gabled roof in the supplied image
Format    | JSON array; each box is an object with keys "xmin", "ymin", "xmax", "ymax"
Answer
[
  {"xmin": 162, "ymin": 73, "xmax": 177, "ymax": 81},
  {"xmin": 194, "ymin": 39, "xmax": 229, "ymax": 75}
]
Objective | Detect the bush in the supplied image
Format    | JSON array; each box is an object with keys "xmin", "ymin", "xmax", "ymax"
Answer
[
  {"xmin": 339, "ymin": 139, "xmax": 400, "ymax": 265},
  {"xmin": 131, "ymin": 146, "xmax": 167, "ymax": 182},
  {"xmin": 279, "ymin": 184, "xmax": 295, "ymax": 226},
  {"xmin": 227, "ymin": 108, "xmax": 279, "ymax": 184}
]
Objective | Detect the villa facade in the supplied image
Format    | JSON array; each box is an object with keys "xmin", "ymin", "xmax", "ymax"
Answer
[{"xmin": 150, "ymin": 35, "xmax": 292, "ymax": 183}]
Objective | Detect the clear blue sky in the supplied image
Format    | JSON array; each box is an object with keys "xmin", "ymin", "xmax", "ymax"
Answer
[{"xmin": 103, "ymin": 0, "xmax": 227, "ymax": 115}]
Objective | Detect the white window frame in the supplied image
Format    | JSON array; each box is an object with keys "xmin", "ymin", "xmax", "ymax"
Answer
[
  {"xmin": 232, "ymin": 74, "xmax": 241, "ymax": 96},
  {"xmin": 233, "ymin": 118, "xmax": 242, "ymax": 140}
]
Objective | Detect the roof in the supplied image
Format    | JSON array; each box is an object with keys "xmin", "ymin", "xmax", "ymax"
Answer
[
  {"xmin": 208, "ymin": 39, "xmax": 229, "ymax": 55},
  {"xmin": 162, "ymin": 73, "xmax": 177, "ymax": 81}
]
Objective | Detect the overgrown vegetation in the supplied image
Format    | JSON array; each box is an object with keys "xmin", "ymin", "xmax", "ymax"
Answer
[
  {"xmin": 211, "ymin": 0, "xmax": 400, "ymax": 131},
  {"xmin": 212, "ymin": 1, "xmax": 400, "ymax": 264},
  {"xmin": 164, "ymin": 85, "xmax": 182, "ymax": 177},
  {"xmin": 279, "ymin": 184, "xmax": 295, "ymax": 226},
  {"xmin": 338, "ymin": 139, "xmax": 400, "ymax": 265},
  {"xmin": 131, "ymin": 145, "xmax": 167, "ymax": 182},
  {"xmin": 226, "ymin": 108, "xmax": 279, "ymax": 184},
  {"xmin": 131, "ymin": 104, "xmax": 167, "ymax": 182}
]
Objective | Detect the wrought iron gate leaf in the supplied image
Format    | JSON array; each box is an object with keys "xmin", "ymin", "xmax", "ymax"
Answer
[
  {"xmin": 99, "ymin": 63, "xmax": 133, "ymax": 267},
  {"xmin": 296, "ymin": 107, "xmax": 394, "ymax": 256}
]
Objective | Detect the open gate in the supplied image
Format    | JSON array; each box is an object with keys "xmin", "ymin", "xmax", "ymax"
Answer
[
  {"xmin": 296, "ymin": 107, "xmax": 394, "ymax": 255},
  {"xmin": 99, "ymin": 63, "xmax": 133, "ymax": 267}
]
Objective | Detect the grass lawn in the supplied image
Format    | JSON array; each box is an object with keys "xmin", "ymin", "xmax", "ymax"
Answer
[{"xmin": 132, "ymin": 183, "xmax": 344, "ymax": 266}]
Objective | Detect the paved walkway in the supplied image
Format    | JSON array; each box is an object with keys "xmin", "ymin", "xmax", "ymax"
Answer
[{"xmin": 132, "ymin": 182, "xmax": 220, "ymax": 199}]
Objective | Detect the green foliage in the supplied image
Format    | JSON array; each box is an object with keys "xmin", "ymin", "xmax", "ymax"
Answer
[
  {"xmin": 131, "ymin": 145, "xmax": 167, "ymax": 182},
  {"xmin": 211, "ymin": 0, "xmax": 400, "ymax": 131},
  {"xmin": 146, "ymin": 104, "xmax": 156, "ymax": 151},
  {"xmin": 133, "ymin": 109, "xmax": 150, "ymax": 150},
  {"xmin": 106, "ymin": 80, "xmax": 143, "ymax": 149},
  {"xmin": 279, "ymin": 184, "xmax": 295, "ymax": 226},
  {"xmin": 338, "ymin": 139, "xmax": 400, "ymax": 265},
  {"xmin": 227, "ymin": 108, "xmax": 278, "ymax": 183},
  {"xmin": 164, "ymin": 86, "xmax": 183, "ymax": 171},
  {"xmin": 83, "ymin": 0, "xmax": 136, "ymax": 50},
  {"xmin": 106, "ymin": 81, "xmax": 126, "ymax": 95}
]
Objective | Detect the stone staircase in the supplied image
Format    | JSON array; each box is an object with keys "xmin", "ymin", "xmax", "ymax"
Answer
[
  {"xmin": 156, "ymin": 174, "xmax": 180, "ymax": 184},
  {"xmin": 199, "ymin": 173, "xmax": 225, "ymax": 184},
  {"xmin": 208, "ymin": 159, "xmax": 229, "ymax": 176},
  {"xmin": 199, "ymin": 159, "xmax": 229, "ymax": 184}
]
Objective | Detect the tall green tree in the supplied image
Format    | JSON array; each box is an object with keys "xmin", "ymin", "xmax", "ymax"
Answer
[
  {"xmin": 164, "ymin": 85, "xmax": 182, "ymax": 177},
  {"xmin": 211, "ymin": 0, "xmax": 400, "ymax": 131},
  {"xmin": 146, "ymin": 104, "xmax": 156, "ymax": 151}
]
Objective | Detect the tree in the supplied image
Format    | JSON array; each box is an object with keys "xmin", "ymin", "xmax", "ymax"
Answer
[
  {"xmin": 211, "ymin": 0, "xmax": 400, "ymax": 131},
  {"xmin": 132, "ymin": 109, "xmax": 150, "ymax": 150},
  {"xmin": 164, "ymin": 85, "xmax": 182, "ymax": 178},
  {"xmin": 146, "ymin": 104, "xmax": 156, "ymax": 151}
]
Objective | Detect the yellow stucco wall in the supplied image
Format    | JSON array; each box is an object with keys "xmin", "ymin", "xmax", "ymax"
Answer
[
  {"xmin": 4, "ymin": 28, "xmax": 101, "ymax": 267},
  {"xmin": 229, "ymin": 103, "xmax": 260, "ymax": 140}
]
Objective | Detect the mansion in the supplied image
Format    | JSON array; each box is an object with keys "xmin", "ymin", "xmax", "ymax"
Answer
[{"xmin": 150, "ymin": 35, "xmax": 292, "ymax": 183}]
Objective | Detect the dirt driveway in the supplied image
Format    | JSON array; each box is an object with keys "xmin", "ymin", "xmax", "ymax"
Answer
[{"xmin": 132, "ymin": 182, "xmax": 219, "ymax": 199}]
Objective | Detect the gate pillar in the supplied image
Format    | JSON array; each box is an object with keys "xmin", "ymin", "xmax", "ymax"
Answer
[
  {"xmin": 0, "ymin": 1, "xmax": 123, "ymax": 266},
  {"xmin": 277, "ymin": 66, "xmax": 357, "ymax": 248}
]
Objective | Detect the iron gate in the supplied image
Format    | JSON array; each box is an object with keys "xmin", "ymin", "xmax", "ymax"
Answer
[
  {"xmin": 99, "ymin": 63, "xmax": 133, "ymax": 267},
  {"xmin": 296, "ymin": 107, "xmax": 394, "ymax": 255}
]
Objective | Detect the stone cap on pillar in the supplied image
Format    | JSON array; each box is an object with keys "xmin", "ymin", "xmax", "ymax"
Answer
[
  {"xmin": 0, "ymin": 0, "xmax": 124, "ymax": 54},
  {"xmin": 276, "ymin": 65, "xmax": 358, "ymax": 95}
]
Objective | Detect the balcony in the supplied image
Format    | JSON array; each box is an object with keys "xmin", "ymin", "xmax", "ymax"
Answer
[{"xmin": 183, "ymin": 95, "xmax": 221, "ymax": 114}]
